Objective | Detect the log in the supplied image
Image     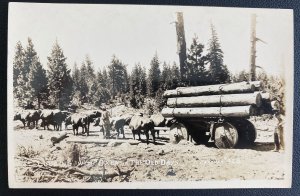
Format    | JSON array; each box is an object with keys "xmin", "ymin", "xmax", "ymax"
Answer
[
  {"xmin": 161, "ymin": 105, "xmax": 255, "ymax": 118},
  {"xmin": 249, "ymin": 81, "xmax": 264, "ymax": 90},
  {"xmin": 66, "ymin": 138, "xmax": 140, "ymax": 145},
  {"xmin": 167, "ymin": 93, "xmax": 262, "ymax": 107},
  {"xmin": 50, "ymin": 131, "xmax": 68, "ymax": 145},
  {"xmin": 163, "ymin": 82, "xmax": 256, "ymax": 98}
]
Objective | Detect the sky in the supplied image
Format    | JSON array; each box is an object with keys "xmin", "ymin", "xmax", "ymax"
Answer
[{"xmin": 8, "ymin": 3, "xmax": 293, "ymax": 77}]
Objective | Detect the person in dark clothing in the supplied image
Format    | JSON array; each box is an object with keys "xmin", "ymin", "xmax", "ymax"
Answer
[
  {"xmin": 271, "ymin": 100, "xmax": 285, "ymax": 152},
  {"xmin": 101, "ymin": 106, "xmax": 111, "ymax": 139}
]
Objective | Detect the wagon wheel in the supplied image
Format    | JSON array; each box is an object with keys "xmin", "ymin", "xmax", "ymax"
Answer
[
  {"xmin": 214, "ymin": 122, "xmax": 239, "ymax": 149},
  {"xmin": 230, "ymin": 119, "xmax": 257, "ymax": 146},
  {"xmin": 169, "ymin": 123, "xmax": 188, "ymax": 144}
]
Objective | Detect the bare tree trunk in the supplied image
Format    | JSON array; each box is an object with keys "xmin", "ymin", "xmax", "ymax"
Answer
[{"xmin": 175, "ymin": 12, "xmax": 187, "ymax": 82}]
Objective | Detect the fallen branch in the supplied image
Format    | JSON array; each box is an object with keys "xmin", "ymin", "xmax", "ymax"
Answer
[
  {"xmin": 16, "ymin": 156, "xmax": 135, "ymax": 182},
  {"xmin": 66, "ymin": 165, "xmax": 135, "ymax": 182}
]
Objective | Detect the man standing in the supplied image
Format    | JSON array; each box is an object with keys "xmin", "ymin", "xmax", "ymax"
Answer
[
  {"xmin": 271, "ymin": 100, "xmax": 285, "ymax": 152},
  {"xmin": 101, "ymin": 106, "xmax": 111, "ymax": 139}
]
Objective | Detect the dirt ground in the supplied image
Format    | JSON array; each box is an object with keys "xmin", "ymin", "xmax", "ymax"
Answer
[{"xmin": 12, "ymin": 106, "xmax": 286, "ymax": 183}]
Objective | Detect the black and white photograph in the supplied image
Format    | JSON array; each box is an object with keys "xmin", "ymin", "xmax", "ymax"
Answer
[{"xmin": 7, "ymin": 3, "xmax": 293, "ymax": 188}]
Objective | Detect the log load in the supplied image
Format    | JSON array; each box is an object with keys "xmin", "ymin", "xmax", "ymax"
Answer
[
  {"xmin": 161, "ymin": 105, "xmax": 255, "ymax": 118},
  {"xmin": 167, "ymin": 93, "xmax": 262, "ymax": 107},
  {"xmin": 163, "ymin": 82, "xmax": 256, "ymax": 98}
]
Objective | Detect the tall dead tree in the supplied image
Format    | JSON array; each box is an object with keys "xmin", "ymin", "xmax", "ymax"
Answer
[
  {"xmin": 249, "ymin": 14, "xmax": 257, "ymax": 82},
  {"xmin": 175, "ymin": 12, "xmax": 188, "ymax": 83},
  {"xmin": 249, "ymin": 14, "xmax": 267, "ymax": 82}
]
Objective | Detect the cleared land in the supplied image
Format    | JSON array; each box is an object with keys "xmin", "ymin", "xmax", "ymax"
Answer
[{"xmin": 12, "ymin": 105, "xmax": 286, "ymax": 183}]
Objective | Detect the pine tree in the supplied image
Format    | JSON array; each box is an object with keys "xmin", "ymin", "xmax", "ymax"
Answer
[
  {"xmin": 93, "ymin": 69, "xmax": 111, "ymax": 106},
  {"xmin": 102, "ymin": 69, "xmax": 109, "ymax": 89},
  {"xmin": 94, "ymin": 87, "xmax": 111, "ymax": 106},
  {"xmin": 123, "ymin": 67, "xmax": 129, "ymax": 94},
  {"xmin": 47, "ymin": 41, "xmax": 73, "ymax": 109},
  {"xmin": 129, "ymin": 63, "xmax": 146, "ymax": 108},
  {"xmin": 72, "ymin": 62, "xmax": 80, "ymax": 91},
  {"xmin": 170, "ymin": 62, "xmax": 181, "ymax": 88},
  {"xmin": 28, "ymin": 57, "xmax": 48, "ymax": 108},
  {"xmin": 139, "ymin": 65, "xmax": 147, "ymax": 95},
  {"xmin": 187, "ymin": 35, "xmax": 208, "ymax": 86},
  {"xmin": 78, "ymin": 62, "xmax": 88, "ymax": 103},
  {"xmin": 108, "ymin": 55, "xmax": 127, "ymax": 98},
  {"xmin": 130, "ymin": 63, "xmax": 147, "ymax": 95},
  {"xmin": 129, "ymin": 64, "xmax": 138, "ymax": 108},
  {"xmin": 15, "ymin": 74, "xmax": 27, "ymax": 107},
  {"xmin": 85, "ymin": 55, "xmax": 95, "ymax": 79},
  {"xmin": 24, "ymin": 38, "xmax": 37, "ymax": 79},
  {"xmin": 96, "ymin": 70, "xmax": 104, "ymax": 88},
  {"xmin": 13, "ymin": 41, "xmax": 24, "ymax": 88},
  {"xmin": 20, "ymin": 38, "xmax": 37, "ymax": 105},
  {"xmin": 161, "ymin": 62, "xmax": 172, "ymax": 90},
  {"xmin": 18, "ymin": 38, "xmax": 44, "ymax": 107},
  {"xmin": 207, "ymin": 24, "xmax": 230, "ymax": 84},
  {"xmin": 84, "ymin": 55, "xmax": 97, "ymax": 103},
  {"xmin": 147, "ymin": 53, "xmax": 161, "ymax": 97},
  {"xmin": 96, "ymin": 69, "xmax": 108, "ymax": 88},
  {"xmin": 13, "ymin": 41, "xmax": 25, "ymax": 105},
  {"xmin": 232, "ymin": 70, "xmax": 248, "ymax": 82},
  {"xmin": 71, "ymin": 62, "xmax": 81, "ymax": 106}
]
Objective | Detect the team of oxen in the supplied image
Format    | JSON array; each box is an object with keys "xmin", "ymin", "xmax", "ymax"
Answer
[{"xmin": 14, "ymin": 109, "xmax": 174, "ymax": 144}]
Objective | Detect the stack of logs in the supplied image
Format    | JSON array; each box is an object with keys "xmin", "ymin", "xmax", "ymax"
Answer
[{"xmin": 161, "ymin": 81, "xmax": 272, "ymax": 118}]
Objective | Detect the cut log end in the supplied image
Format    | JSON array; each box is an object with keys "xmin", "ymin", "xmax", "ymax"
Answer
[{"xmin": 250, "ymin": 81, "xmax": 264, "ymax": 90}]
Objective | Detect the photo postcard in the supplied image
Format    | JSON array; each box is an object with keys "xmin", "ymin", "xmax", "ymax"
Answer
[{"xmin": 7, "ymin": 2, "xmax": 293, "ymax": 189}]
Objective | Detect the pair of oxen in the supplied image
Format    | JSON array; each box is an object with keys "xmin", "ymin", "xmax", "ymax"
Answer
[
  {"xmin": 94, "ymin": 113, "xmax": 173, "ymax": 144},
  {"xmin": 14, "ymin": 109, "xmax": 70, "ymax": 131}
]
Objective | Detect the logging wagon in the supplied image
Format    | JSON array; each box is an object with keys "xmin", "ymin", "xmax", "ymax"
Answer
[{"xmin": 161, "ymin": 81, "xmax": 274, "ymax": 149}]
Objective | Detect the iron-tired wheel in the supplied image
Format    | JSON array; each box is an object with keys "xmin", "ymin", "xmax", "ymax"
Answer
[
  {"xmin": 214, "ymin": 122, "xmax": 239, "ymax": 149},
  {"xmin": 230, "ymin": 119, "xmax": 257, "ymax": 146},
  {"xmin": 169, "ymin": 123, "xmax": 188, "ymax": 144}
]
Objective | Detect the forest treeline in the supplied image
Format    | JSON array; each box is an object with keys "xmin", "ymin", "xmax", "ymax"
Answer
[{"xmin": 13, "ymin": 25, "xmax": 284, "ymax": 112}]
